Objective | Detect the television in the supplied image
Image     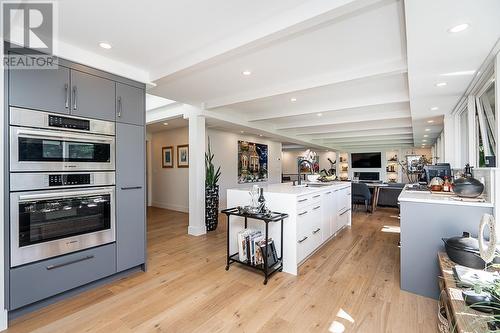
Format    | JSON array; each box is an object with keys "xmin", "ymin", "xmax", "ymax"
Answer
[{"xmin": 351, "ymin": 152, "xmax": 382, "ymax": 168}]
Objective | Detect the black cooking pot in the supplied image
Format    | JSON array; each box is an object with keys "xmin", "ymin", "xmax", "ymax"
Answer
[
  {"xmin": 442, "ymin": 232, "xmax": 500, "ymax": 269},
  {"xmin": 453, "ymin": 176, "xmax": 484, "ymax": 198}
]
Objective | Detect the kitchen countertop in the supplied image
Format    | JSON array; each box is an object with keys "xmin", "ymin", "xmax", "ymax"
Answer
[
  {"xmin": 228, "ymin": 182, "xmax": 350, "ymax": 196},
  {"xmin": 398, "ymin": 187, "xmax": 493, "ymax": 208}
]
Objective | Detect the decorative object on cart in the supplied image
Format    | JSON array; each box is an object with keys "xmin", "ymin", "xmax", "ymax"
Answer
[
  {"xmin": 177, "ymin": 144, "xmax": 189, "ymax": 168},
  {"xmin": 453, "ymin": 164, "xmax": 485, "ymax": 198},
  {"xmin": 222, "ymin": 207, "xmax": 287, "ymax": 285},
  {"xmin": 205, "ymin": 138, "xmax": 221, "ymax": 231},
  {"xmin": 238, "ymin": 140, "xmax": 268, "ymax": 183},
  {"xmin": 442, "ymin": 232, "xmax": 500, "ymax": 269},
  {"xmin": 479, "ymin": 214, "xmax": 497, "ymax": 264},
  {"xmin": 162, "ymin": 146, "xmax": 173, "ymax": 168},
  {"xmin": 399, "ymin": 154, "xmax": 431, "ymax": 183}
]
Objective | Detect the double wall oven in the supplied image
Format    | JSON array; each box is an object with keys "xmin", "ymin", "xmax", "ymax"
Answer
[{"xmin": 9, "ymin": 107, "xmax": 116, "ymax": 267}]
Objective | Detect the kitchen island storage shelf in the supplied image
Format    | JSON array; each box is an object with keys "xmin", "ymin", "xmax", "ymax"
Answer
[{"xmin": 221, "ymin": 207, "xmax": 288, "ymax": 285}]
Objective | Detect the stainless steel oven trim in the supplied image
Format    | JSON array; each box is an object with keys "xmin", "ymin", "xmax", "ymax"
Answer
[
  {"xmin": 10, "ymin": 171, "xmax": 115, "ymax": 192},
  {"xmin": 9, "ymin": 107, "xmax": 115, "ymax": 135},
  {"xmin": 10, "ymin": 186, "xmax": 115, "ymax": 267},
  {"xmin": 10, "ymin": 126, "xmax": 115, "ymax": 172}
]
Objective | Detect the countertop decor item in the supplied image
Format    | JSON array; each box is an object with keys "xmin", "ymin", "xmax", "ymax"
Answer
[
  {"xmin": 442, "ymin": 232, "xmax": 500, "ymax": 269},
  {"xmin": 429, "ymin": 177, "xmax": 444, "ymax": 191},
  {"xmin": 205, "ymin": 138, "xmax": 221, "ymax": 231},
  {"xmin": 453, "ymin": 164, "xmax": 484, "ymax": 198}
]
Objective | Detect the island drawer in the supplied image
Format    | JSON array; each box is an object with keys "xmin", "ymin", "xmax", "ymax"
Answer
[{"xmin": 10, "ymin": 243, "xmax": 116, "ymax": 310}]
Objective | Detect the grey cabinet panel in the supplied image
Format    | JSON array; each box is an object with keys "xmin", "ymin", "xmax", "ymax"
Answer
[
  {"xmin": 116, "ymin": 83, "xmax": 145, "ymax": 126},
  {"xmin": 116, "ymin": 123, "xmax": 145, "ymax": 271},
  {"xmin": 10, "ymin": 244, "xmax": 116, "ymax": 310},
  {"xmin": 70, "ymin": 70, "xmax": 115, "ymax": 121},
  {"xmin": 9, "ymin": 65, "xmax": 70, "ymax": 114}
]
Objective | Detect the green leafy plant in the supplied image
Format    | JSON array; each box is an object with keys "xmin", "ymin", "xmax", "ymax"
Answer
[{"xmin": 205, "ymin": 138, "xmax": 221, "ymax": 187}]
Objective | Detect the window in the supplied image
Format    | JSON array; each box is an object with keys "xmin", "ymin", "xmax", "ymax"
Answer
[{"xmin": 476, "ymin": 80, "xmax": 496, "ymax": 167}]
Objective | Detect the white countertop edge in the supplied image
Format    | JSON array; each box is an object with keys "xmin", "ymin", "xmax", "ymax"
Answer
[
  {"xmin": 398, "ymin": 192, "xmax": 494, "ymax": 208},
  {"xmin": 227, "ymin": 182, "xmax": 351, "ymax": 197}
]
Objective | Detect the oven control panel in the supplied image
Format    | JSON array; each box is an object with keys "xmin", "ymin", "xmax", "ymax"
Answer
[
  {"xmin": 49, "ymin": 115, "xmax": 90, "ymax": 131},
  {"xmin": 49, "ymin": 174, "xmax": 91, "ymax": 187}
]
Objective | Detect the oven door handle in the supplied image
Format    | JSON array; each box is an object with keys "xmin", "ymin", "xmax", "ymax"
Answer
[
  {"xmin": 15, "ymin": 128, "xmax": 115, "ymax": 144},
  {"xmin": 18, "ymin": 187, "xmax": 113, "ymax": 201}
]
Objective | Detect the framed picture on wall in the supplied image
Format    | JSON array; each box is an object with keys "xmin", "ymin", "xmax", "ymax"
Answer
[
  {"xmin": 162, "ymin": 146, "xmax": 173, "ymax": 168},
  {"xmin": 177, "ymin": 144, "xmax": 189, "ymax": 168}
]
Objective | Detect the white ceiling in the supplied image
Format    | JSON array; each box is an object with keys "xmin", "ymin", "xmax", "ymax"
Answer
[
  {"xmin": 146, "ymin": 117, "xmax": 188, "ymax": 133},
  {"xmin": 52, "ymin": 0, "xmax": 500, "ymax": 152}
]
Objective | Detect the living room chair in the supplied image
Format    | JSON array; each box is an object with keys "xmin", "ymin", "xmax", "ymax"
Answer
[{"xmin": 352, "ymin": 182, "xmax": 372, "ymax": 213}]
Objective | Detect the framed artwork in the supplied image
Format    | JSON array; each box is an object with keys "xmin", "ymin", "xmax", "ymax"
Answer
[
  {"xmin": 238, "ymin": 140, "xmax": 268, "ymax": 183},
  {"xmin": 177, "ymin": 144, "xmax": 189, "ymax": 168},
  {"xmin": 162, "ymin": 146, "xmax": 173, "ymax": 168}
]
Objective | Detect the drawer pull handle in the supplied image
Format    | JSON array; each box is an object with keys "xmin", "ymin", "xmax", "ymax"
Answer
[
  {"xmin": 121, "ymin": 186, "xmax": 142, "ymax": 190},
  {"xmin": 298, "ymin": 236, "xmax": 308, "ymax": 243},
  {"xmin": 313, "ymin": 228, "xmax": 321, "ymax": 234},
  {"xmin": 313, "ymin": 206, "xmax": 321, "ymax": 210},
  {"xmin": 325, "ymin": 191, "xmax": 331, "ymax": 194},
  {"xmin": 340, "ymin": 209, "xmax": 350, "ymax": 216},
  {"xmin": 46, "ymin": 255, "xmax": 94, "ymax": 270},
  {"xmin": 298, "ymin": 211, "xmax": 308, "ymax": 216},
  {"xmin": 313, "ymin": 195, "xmax": 321, "ymax": 198},
  {"xmin": 298, "ymin": 198, "xmax": 308, "ymax": 203}
]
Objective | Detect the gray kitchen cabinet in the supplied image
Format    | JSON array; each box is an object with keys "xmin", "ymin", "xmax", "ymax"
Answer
[
  {"xmin": 116, "ymin": 82, "xmax": 145, "ymax": 126},
  {"xmin": 9, "ymin": 64, "xmax": 71, "ymax": 114},
  {"xmin": 70, "ymin": 70, "xmax": 116, "ymax": 121},
  {"xmin": 116, "ymin": 123, "xmax": 146, "ymax": 272},
  {"xmin": 10, "ymin": 243, "xmax": 116, "ymax": 310}
]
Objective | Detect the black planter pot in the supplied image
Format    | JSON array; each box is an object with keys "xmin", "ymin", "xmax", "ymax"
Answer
[{"xmin": 205, "ymin": 185, "xmax": 219, "ymax": 231}]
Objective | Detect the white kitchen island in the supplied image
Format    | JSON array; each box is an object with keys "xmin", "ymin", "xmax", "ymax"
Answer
[{"xmin": 227, "ymin": 182, "xmax": 351, "ymax": 275}]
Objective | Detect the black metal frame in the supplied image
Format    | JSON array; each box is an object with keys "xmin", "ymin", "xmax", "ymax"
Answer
[{"xmin": 222, "ymin": 207, "xmax": 288, "ymax": 285}]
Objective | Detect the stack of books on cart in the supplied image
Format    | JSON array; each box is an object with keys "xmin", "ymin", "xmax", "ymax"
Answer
[{"xmin": 237, "ymin": 229, "xmax": 278, "ymax": 267}]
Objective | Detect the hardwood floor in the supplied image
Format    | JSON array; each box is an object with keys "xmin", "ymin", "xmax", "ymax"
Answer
[{"xmin": 7, "ymin": 207, "xmax": 437, "ymax": 333}]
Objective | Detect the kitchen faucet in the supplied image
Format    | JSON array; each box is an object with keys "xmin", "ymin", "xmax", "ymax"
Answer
[{"xmin": 297, "ymin": 159, "xmax": 314, "ymax": 186}]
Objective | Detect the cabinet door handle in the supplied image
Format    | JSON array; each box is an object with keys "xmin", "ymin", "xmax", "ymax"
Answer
[
  {"xmin": 46, "ymin": 255, "xmax": 94, "ymax": 270},
  {"xmin": 72, "ymin": 86, "xmax": 77, "ymax": 110},
  {"xmin": 298, "ymin": 211, "xmax": 308, "ymax": 216},
  {"xmin": 117, "ymin": 96, "xmax": 122, "ymax": 117},
  {"xmin": 313, "ymin": 228, "xmax": 321, "ymax": 234},
  {"xmin": 313, "ymin": 206, "xmax": 321, "ymax": 210},
  {"xmin": 313, "ymin": 195, "xmax": 321, "ymax": 198},
  {"xmin": 298, "ymin": 236, "xmax": 308, "ymax": 243},
  {"xmin": 298, "ymin": 198, "xmax": 308, "ymax": 203},
  {"xmin": 64, "ymin": 83, "xmax": 69, "ymax": 108},
  {"xmin": 325, "ymin": 191, "xmax": 331, "ymax": 194},
  {"xmin": 340, "ymin": 209, "xmax": 350, "ymax": 216},
  {"xmin": 121, "ymin": 186, "xmax": 142, "ymax": 190}
]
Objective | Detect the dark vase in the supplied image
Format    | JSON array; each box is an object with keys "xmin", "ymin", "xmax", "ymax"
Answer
[{"xmin": 205, "ymin": 185, "xmax": 219, "ymax": 231}]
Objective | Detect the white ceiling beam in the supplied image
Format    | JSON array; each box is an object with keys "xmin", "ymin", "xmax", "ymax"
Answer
[
  {"xmin": 333, "ymin": 143, "xmax": 414, "ymax": 151},
  {"xmin": 281, "ymin": 117, "xmax": 412, "ymax": 135},
  {"xmin": 205, "ymin": 59, "xmax": 407, "ymax": 109},
  {"xmin": 318, "ymin": 134, "xmax": 413, "ymax": 144},
  {"xmin": 273, "ymin": 109, "xmax": 409, "ymax": 130},
  {"xmin": 302, "ymin": 127, "xmax": 413, "ymax": 139},
  {"xmin": 332, "ymin": 139, "xmax": 413, "ymax": 146},
  {"xmin": 150, "ymin": 0, "xmax": 389, "ymax": 82}
]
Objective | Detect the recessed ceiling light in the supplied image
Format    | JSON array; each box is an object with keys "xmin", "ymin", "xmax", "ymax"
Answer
[
  {"xmin": 435, "ymin": 82, "xmax": 447, "ymax": 87},
  {"xmin": 424, "ymin": 135, "xmax": 428, "ymax": 138},
  {"xmin": 259, "ymin": 134, "xmax": 263, "ymax": 137},
  {"xmin": 448, "ymin": 23, "xmax": 469, "ymax": 33},
  {"xmin": 430, "ymin": 107, "xmax": 439, "ymax": 111},
  {"xmin": 240, "ymin": 130, "xmax": 244, "ymax": 134},
  {"xmin": 317, "ymin": 113, "xmax": 323, "ymax": 117},
  {"xmin": 290, "ymin": 97, "xmax": 297, "ymax": 102},
  {"xmin": 422, "ymin": 140, "xmax": 427, "ymax": 142},
  {"xmin": 441, "ymin": 70, "xmax": 475, "ymax": 76},
  {"xmin": 425, "ymin": 128, "xmax": 431, "ymax": 132},
  {"xmin": 242, "ymin": 70, "xmax": 252, "ymax": 76},
  {"xmin": 427, "ymin": 120, "xmax": 434, "ymax": 123},
  {"xmin": 163, "ymin": 122, "xmax": 168, "ymax": 126},
  {"xmin": 99, "ymin": 42, "xmax": 112, "ymax": 49}
]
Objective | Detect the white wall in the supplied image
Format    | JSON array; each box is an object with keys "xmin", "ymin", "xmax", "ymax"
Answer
[
  {"xmin": 150, "ymin": 127, "xmax": 190, "ymax": 212},
  {"xmin": 207, "ymin": 129, "xmax": 282, "ymax": 209},
  {"xmin": 281, "ymin": 150, "xmax": 337, "ymax": 174}
]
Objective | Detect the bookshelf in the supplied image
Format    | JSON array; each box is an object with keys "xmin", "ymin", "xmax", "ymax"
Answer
[
  {"xmin": 385, "ymin": 151, "xmax": 399, "ymax": 183},
  {"xmin": 338, "ymin": 152, "xmax": 349, "ymax": 181}
]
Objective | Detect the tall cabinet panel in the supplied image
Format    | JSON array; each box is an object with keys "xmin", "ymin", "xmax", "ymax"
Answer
[
  {"xmin": 9, "ymin": 64, "xmax": 71, "ymax": 114},
  {"xmin": 116, "ymin": 123, "xmax": 146, "ymax": 272},
  {"xmin": 116, "ymin": 82, "xmax": 145, "ymax": 126},
  {"xmin": 70, "ymin": 70, "xmax": 116, "ymax": 121}
]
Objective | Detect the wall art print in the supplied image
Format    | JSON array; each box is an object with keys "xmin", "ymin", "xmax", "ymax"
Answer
[{"xmin": 238, "ymin": 141, "xmax": 268, "ymax": 183}]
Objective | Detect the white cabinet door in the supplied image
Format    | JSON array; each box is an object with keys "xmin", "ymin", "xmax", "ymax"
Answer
[
  {"xmin": 330, "ymin": 190, "xmax": 338, "ymax": 234},
  {"xmin": 310, "ymin": 204, "xmax": 322, "ymax": 250},
  {"xmin": 297, "ymin": 208, "xmax": 312, "ymax": 263},
  {"xmin": 321, "ymin": 191, "xmax": 332, "ymax": 242}
]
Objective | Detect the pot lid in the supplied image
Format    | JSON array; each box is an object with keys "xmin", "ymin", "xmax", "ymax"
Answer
[{"xmin": 444, "ymin": 232, "xmax": 479, "ymax": 252}]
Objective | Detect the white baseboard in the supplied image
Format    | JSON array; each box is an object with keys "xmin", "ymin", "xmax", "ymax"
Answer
[
  {"xmin": 0, "ymin": 308, "xmax": 7, "ymax": 331},
  {"xmin": 188, "ymin": 225, "xmax": 206, "ymax": 236},
  {"xmin": 151, "ymin": 201, "xmax": 188, "ymax": 213}
]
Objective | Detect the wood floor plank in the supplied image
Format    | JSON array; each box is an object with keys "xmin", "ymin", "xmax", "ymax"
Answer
[{"xmin": 7, "ymin": 206, "xmax": 437, "ymax": 332}]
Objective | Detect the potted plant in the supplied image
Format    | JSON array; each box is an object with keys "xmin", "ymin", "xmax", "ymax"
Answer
[{"xmin": 205, "ymin": 138, "xmax": 221, "ymax": 231}]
